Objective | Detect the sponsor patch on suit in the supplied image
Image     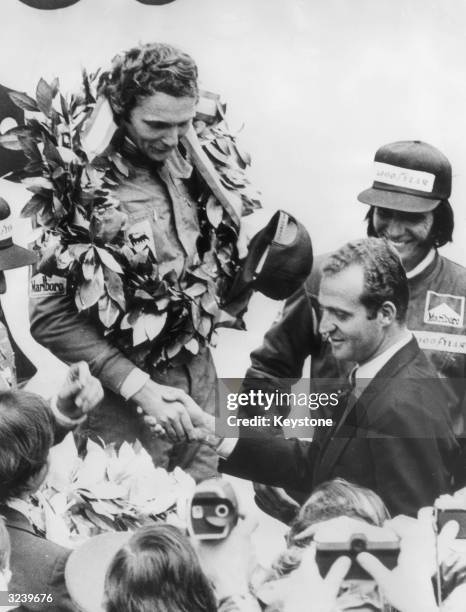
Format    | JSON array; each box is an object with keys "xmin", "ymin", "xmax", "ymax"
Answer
[
  {"xmin": 30, "ymin": 273, "xmax": 67, "ymax": 298},
  {"xmin": 127, "ymin": 218, "xmax": 156, "ymax": 257},
  {"xmin": 423, "ymin": 291, "xmax": 465, "ymax": 328}
]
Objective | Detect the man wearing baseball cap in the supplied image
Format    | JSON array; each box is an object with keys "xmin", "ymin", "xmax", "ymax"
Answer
[
  {"xmin": 356, "ymin": 141, "xmax": 465, "ymax": 432},
  {"xmin": 239, "ymin": 140, "xmax": 466, "ymax": 519}
]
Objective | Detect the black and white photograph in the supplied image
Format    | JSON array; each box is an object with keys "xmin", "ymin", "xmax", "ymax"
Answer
[{"xmin": 0, "ymin": 0, "xmax": 465, "ymax": 610}]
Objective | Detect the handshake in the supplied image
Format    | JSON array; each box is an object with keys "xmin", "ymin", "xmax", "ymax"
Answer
[{"xmin": 132, "ymin": 379, "xmax": 218, "ymax": 444}]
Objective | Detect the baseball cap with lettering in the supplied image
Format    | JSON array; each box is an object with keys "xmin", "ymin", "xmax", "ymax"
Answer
[
  {"xmin": 357, "ymin": 140, "xmax": 451, "ymax": 213},
  {"xmin": 0, "ymin": 197, "xmax": 37, "ymax": 270}
]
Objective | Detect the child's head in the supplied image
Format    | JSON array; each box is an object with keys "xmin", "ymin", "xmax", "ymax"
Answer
[{"xmin": 104, "ymin": 524, "xmax": 217, "ymax": 612}]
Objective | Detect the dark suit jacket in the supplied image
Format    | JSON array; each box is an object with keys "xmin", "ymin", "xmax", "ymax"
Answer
[
  {"xmin": 1, "ymin": 506, "xmax": 75, "ymax": 611},
  {"xmin": 220, "ymin": 339, "xmax": 458, "ymax": 516}
]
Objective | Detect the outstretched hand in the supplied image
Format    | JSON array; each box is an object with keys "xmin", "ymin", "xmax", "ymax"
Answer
[{"xmin": 56, "ymin": 361, "xmax": 104, "ymax": 419}]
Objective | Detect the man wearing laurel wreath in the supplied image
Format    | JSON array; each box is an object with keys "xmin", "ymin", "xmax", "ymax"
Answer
[{"xmin": 17, "ymin": 42, "xmax": 261, "ymax": 481}]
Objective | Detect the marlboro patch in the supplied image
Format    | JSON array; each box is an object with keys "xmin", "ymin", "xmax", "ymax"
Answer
[
  {"xmin": 30, "ymin": 273, "xmax": 67, "ymax": 298},
  {"xmin": 423, "ymin": 291, "xmax": 465, "ymax": 328}
]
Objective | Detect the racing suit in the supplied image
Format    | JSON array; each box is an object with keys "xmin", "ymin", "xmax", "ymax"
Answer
[{"xmin": 29, "ymin": 141, "xmax": 221, "ymax": 481}]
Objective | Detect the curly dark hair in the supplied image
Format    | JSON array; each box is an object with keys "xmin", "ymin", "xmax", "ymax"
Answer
[
  {"xmin": 322, "ymin": 237, "xmax": 409, "ymax": 322},
  {"xmin": 98, "ymin": 42, "xmax": 199, "ymax": 122},
  {"xmin": 0, "ymin": 391, "xmax": 54, "ymax": 503},
  {"xmin": 104, "ymin": 524, "xmax": 216, "ymax": 612},
  {"xmin": 365, "ymin": 201, "xmax": 454, "ymax": 248}
]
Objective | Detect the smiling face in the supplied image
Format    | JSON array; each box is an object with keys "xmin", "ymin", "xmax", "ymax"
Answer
[
  {"xmin": 372, "ymin": 207, "xmax": 434, "ymax": 271},
  {"xmin": 318, "ymin": 265, "xmax": 386, "ymax": 364},
  {"xmin": 124, "ymin": 92, "xmax": 197, "ymax": 163}
]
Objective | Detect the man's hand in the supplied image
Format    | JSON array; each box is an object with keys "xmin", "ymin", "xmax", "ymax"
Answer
[
  {"xmin": 258, "ymin": 544, "xmax": 350, "ymax": 612},
  {"xmin": 56, "ymin": 362, "xmax": 104, "ymax": 420},
  {"xmin": 253, "ymin": 483, "xmax": 300, "ymax": 524},
  {"xmin": 176, "ymin": 396, "xmax": 225, "ymax": 448},
  {"xmin": 140, "ymin": 382, "xmax": 224, "ymax": 448},
  {"xmin": 134, "ymin": 379, "xmax": 200, "ymax": 442},
  {"xmin": 356, "ymin": 511, "xmax": 458, "ymax": 612}
]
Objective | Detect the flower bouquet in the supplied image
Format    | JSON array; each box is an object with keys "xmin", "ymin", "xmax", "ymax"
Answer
[{"xmin": 30, "ymin": 432, "xmax": 195, "ymax": 548}]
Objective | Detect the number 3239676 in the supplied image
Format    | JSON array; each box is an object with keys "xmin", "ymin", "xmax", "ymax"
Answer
[{"xmin": 8, "ymin": 593, "xmax": 53, "ymax": 604}]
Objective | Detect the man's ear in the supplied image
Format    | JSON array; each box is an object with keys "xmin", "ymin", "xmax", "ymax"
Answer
[{"xmin": 378, "ymin": 301, "xmax": 397, "ymax": 326}]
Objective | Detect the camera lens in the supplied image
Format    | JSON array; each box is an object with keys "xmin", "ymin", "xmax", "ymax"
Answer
[
  {"xmin": 214, "ymin": 504, "xmax": 229, "ymax": 518},
  {"xmin": 350, "ymin": 536, "xmax": 367, "ymax": 553}
]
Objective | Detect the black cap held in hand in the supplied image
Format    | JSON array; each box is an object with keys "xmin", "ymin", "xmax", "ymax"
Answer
[{"xmin": 229, "ymin": 210, "xmax": 313, "ymax": 301}]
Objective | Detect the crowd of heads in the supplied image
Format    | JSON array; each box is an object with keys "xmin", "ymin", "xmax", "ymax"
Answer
[
  {"xmin": 1, "ymin": 404, "xmax": 465, "ymax": 612},
  {"xmin": 0, "ymin": 389, "xmax": 462, "ymax": 609}
]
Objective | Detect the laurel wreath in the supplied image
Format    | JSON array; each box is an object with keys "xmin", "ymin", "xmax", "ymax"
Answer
[{"xmin": 0, "ymin": 72, "xmax": 261, "ymax": 368}]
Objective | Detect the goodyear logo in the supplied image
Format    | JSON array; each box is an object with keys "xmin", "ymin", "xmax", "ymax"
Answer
[
  {"xmin": 30, "ymin": 273, "xmax": 66, "ymax": 298},
  {"xmin": 424, "ymin": 291, "xmax": 465, "ymax": 328}
]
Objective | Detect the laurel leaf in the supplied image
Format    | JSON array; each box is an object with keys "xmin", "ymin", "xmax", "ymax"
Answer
[
  {"xmin": 36, "ymin": 78, "xmax": 54, "ymax": 117},
  {"xmin": 206, "ymin": 195, "xmax": 223, "ymax": 228},
  {"xmin": 95, "ymin": 246, "xmax": 123, "ymax": 274},
  {"xmin": 9, "ymin": 90, "xmax": 39, "ymax": 112},
  {"xmin": 75, "ymin": 265, "xmax": 104, "ymax": 310},
  {"xmin": 185, "ymin": 338, "xmax": 199, "ymax": 355},
  {"xmin": 82, "ymin": 249, "xmax": 96, "ymax": 281},
  {"xmin": 143, "ymin": 312, "xmax": 167, "ymax": 341}
]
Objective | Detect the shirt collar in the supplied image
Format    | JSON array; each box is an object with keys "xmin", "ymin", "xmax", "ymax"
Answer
[
  {"xmin": 405, "ymin": 248, "xmax": 435, "ymax": 279},
  {"xmin": 355, "ymin": 330, "xmax": 413, "ymax": 382},
  {"xmin": 6, "ymin": 497, "xmax": 32, "ymax": 519}
]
